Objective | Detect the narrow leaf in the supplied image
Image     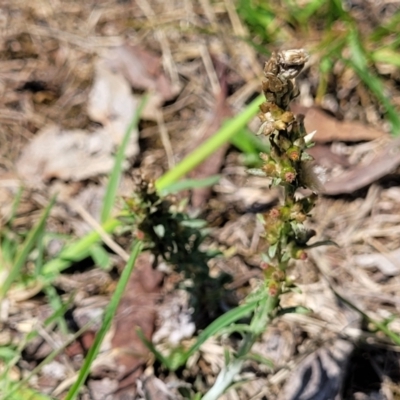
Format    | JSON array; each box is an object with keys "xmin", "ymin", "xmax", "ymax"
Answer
[
  {"xmin": 101, "ymin": 95, "xmax": 148, "ymax": 223},
  {"xmin": 64, "ymin": 240, "xmax": 143, "ymax": 400}
]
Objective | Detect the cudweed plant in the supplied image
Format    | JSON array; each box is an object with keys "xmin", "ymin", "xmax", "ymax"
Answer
[
  {"xmin": 202, "ymin": 49, "xmax": 330, "ymax": 399},
  {"xmin": 256, "ymin": 49, "xmax": 326, "ymax": 290},
  {"xmin": 123, "ymin": 176, "xmax": 230, "ymax": 329}
]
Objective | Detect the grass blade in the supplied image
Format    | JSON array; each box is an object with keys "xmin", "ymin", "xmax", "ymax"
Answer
[
  {"xmin": 4, "ymin": 320, "xmax": 95, "ymax": 400},
  {"xmin": 41, "ymin": 217, "xmax": 121, "ymax": 277},
  {"xmin": 347, "ymin": 29, "xmax": 400, "ymax": 135},
  {"xmin": 101, "ymin": 95, "xmax": 149, "ymax": 223},
  {"xmin": 0, "ymin": 196, "xmax": 56, "ymax": 300},
  {"xmin": 64, "ymin": 240, "xmax": 143, "ymax": 400},
  {"xmin": 159, "ymin": 175, "xmax": 221, "ymax": 196},
  {"xmin": 185, "ymin": 301, "xmax": 258, "ymax": 361}
]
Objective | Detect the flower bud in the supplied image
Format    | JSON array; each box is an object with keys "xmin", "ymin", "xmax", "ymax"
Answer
[
  {"xmin": 274, "ymin": 120, "xmax": 287, "ymax": 131},
  {"xmin": 263, "ymin": 161, "xmax": 277, "ymax": 176},
  {"xmin": 291, "ymin": 246, "xmax": 308, "ymax": 260},
  {"xmin": 282, "ymin": 111, "xmax": 295, "ymax": 123},
  {"xmin": 271, "ymin": 270, "xmax": 285, "ymax": 281},
  {"xmin": 268, "ymin": 281, "xmax": 279, "ymax": 296},
  {"xmin": 278, "ymin": 135, "xmax": 292, "ymax": 151},
  {"xmin": 260, "ymin": 261, "xmax": 270, "ymax": 270},
  {"xmin": 135, "ymin": 230, "xmax": 145, "ymax": 240},
  {"xmin": 269, "ymin": 207, "xmax": 281, "ymax": 219},
  {"xmin": 286, "ymin": 146, "xmax": 300, "ymax": 161},
  {"xmin": 282, "ymin": 170, "xmax": 296, "ymax": 183}
]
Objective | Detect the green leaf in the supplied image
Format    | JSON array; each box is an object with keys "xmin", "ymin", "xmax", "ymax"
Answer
[
  {"xmin": 2, "ymin": 383, "xmax": 54, "ymax": 400},
  {"xmin": 41, "ymin": 218, "xmax": 121, "ymax": 278},
  {"xmin": 0, "ymin": 347, "xmax": 17, "ymax": 362},
  {"xmin": 180, "ymin": 219, "xmax": 208, "ymax": 229},
  {"xmin": 371, "ymin": 48, "xmax": 400, "ymax": 68},
  {"xmin": 186, "ymin": 301, "xmax": 259, "ymax": 361},
  {"xmin": 0, "ymin": 196, "xmax": 56, "ymax": 300},
  {"xmin": 230, "ymin": 128, "xmax": 269, "ymax": 155},
  {"xmin": 247, "ymin": 168, "xmax": 267, "ymax": 177},
  {"xmin": 136, "ymin": 328, "xmax": 172, "ymax": 369},
  {"xmin": 160, "ymin": 175, "xmax": 221, "ymax": 196},
  {"xmin": 268, "ymin": 243, "xmax": 278, "ymax": 259},
  {"xmin": 347, "ymin": 29, "xmax": 400, "ymax": 135},
  {"xmin": 89, "ymin": 244, "xmax": 112, "ymax": 270},
  {"xmin": 245, "ymin": 352, "xmax": 274, "ymax": 369}
]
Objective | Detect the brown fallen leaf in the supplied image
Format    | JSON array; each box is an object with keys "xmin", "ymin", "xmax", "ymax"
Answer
[
  {"xmin": 141, "ymin": 375, "xmax": 175, "ymax": 400},
  {"xmin": 323, "ymin": 138, "xmax": 400, "ymax": 195},
  {"xmin": 109, "ymin": 252, "xmax": 163, "ymax": 399},
  {"xmin": 87, "ymin": 59, "xmax": 141, "ymax": 147},
  {"xmin": 307, "ymin": 145, "xmax": 351, "ymax": 169},
  {"xmin": 16, "ymin": 125, "xmax": 126, "ymax": 184},
  {"xmin": 103, "ymin": 44, "xmax": 180, "ymax": 121},
  {"xmin": 17, "ymin": 55, "xmax": 142, "ymax": 184},
  {"xmin": 105, "ymin": 45, "xmax": 176, "ymax": 101},
  {"xmin": 291, "ymin": 105, "xmax": 388, "ymax": 143}
]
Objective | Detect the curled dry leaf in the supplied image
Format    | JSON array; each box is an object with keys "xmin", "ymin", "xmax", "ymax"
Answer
[
  {"xmin": 323, "ymin": 138, "xmax": 400, "ymax": 195},
  {"xmin": 16, "ymin": 43, "xmax": 179, "ymax": 185},
  {"xmin": 291, "ymin": 105, "xmax": 388, "ymax": 143},
  {"xmin": 87, "ymin": 59, "xmax": 141, "ymax": 148},
  {"xmin": 104, "ymin": 45, "xmax": 176, "ymax": 100},
  {"xmin": 103, "ymin": 44, "xmax": 180, "ymax": 120},
  {"xmin": 16, "ymin": 125, "xmax": 128, "ymax": 183},
  {"xmin": 17, "ymin": 55, "xmax": 141, "ymax": 184}
]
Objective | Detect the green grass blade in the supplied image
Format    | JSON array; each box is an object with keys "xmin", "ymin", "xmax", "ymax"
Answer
[
  {"xmin": 155, "ymin": 94, "xmax": 264, "ymax": 192},
  {"xmin": 185, "ymin": 301, "xmax": 258, "ymax": 361},
  {"xmin": 4, "ymin": 321, "xmax": 95, "ymax": 400},
  {"xmin": 8, "ymin": 186, "xmax": 23, "ymax": 225},
  {"xmin": 101, "ymin": 95, "xmax": 148, "ymax": 223},
  {"xmin": 0, "ymin": 196, "xmax": 56, "ymax": 300},
  {"xmin": 332, "ymin": 287, "xmax": 400, "ymax": 346},
  {"xmin": 41, "ymin": 217, "xmax": 121, "ymax": 277},
  {"xmin": 136, "ymin": 328, "xmax": 172, "ymax": 369},
  {"xmin": 159, "ymin": 175, "xmax": 221, "ymax": 196},
  {"xmin": 64, "ymin": 240, "xmax": 143, "ymax": 400},
  {"xmin": 371, "ymin": 48, "xmax": 400, "ymax": 68},
  {"xmin": 347, "ymin": 29, "xmax": 400, "ymax": 135},
  {"xmin": 89, "ymin": 244, "xmax": 112, "ymax": 270},
  {"xmin": 230, "ymin": 127, "xmax": 269, "ymax": 155},
  {"xmin": 43, "ymin": 285, "xmax": 69, "ymax": 334},
  {"xmin": 2, "ymin": 384, "xmax": 54, "ymax": 400}
]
